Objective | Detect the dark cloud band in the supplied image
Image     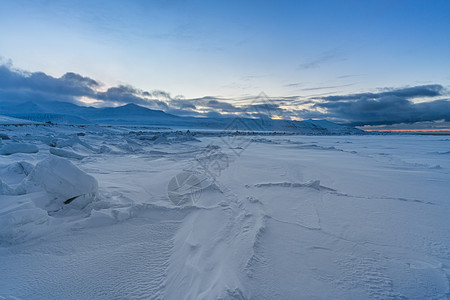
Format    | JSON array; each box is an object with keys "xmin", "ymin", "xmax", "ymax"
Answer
[{"xmin": 1, "ymin": 63, "xmax": 448, "ymax": 126}]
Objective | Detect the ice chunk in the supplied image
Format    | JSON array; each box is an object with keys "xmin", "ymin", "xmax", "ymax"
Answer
[
  {"xmin": 153, "ymin": 134, "xmax": 169, "ymax": 144},
  {"xmin": 25, "ymin": 157, "xmax": 98, "ymax": 210},
  {"xmin": 55, "ymin": 135, "xmax": 95, "ymax": 151},
  {"xmin": 49, "ymin": 148, "xmax": 85, "ymax": 160},
  {"xmin": 0, "ymin": 143, "xmax": 39, "ymax": 155},
  {"xmin": 0, "ymin": 161, "xmax": 34, "ymax": 195},
  {"xmin": 0, "ymin": 161, "xmax": 34, "ymax": 184}
]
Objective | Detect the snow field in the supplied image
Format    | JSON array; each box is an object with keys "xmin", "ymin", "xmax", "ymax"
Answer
[{"xmin": 0, "ymin": 125, "xmax": 449, "ymax": 299}]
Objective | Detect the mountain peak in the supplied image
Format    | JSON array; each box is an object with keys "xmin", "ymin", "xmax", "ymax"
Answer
[
  {"xmin": 115, "ymin": 103, "xmax": 158, "ymax": 112},
  {"xmin": 122, "ymin": 103, "xmax": 141, "ymax": 108}
]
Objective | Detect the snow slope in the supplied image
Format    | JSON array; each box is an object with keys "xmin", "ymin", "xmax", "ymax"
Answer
[
  {"xmin": 0, "ymin": 124, "xmax": 449, "ymax": 299},
  {"xmin": 0, "ymin": 115, "xmax": 40, "ymax": 125}
]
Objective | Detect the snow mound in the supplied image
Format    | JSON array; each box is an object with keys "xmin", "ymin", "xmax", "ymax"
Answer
[
  {"xmin": 0, "ymin": 143, "xmax": 39, "ymax": 155},
  {"xmin": 25, "ymin": 157, "xmax": 98, "ymax": 211}
]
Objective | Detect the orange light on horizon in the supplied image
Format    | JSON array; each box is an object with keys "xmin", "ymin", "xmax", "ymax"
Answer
[{"xmin": 364, "ymin": 129, "xmax": 450, "ymax": 132}]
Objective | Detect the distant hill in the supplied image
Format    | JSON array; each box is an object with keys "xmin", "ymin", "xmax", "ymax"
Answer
[
  {"xmin": 0, "ymin": 101, "xmax": 364, "ymax": 134},
  {"xmin": 0, "ymin": 115, "xmax": 41, "ymax": 125},
  {"xmin": 5, "ymin": 113, "xmax": 91, "ymax": 124},
  {"xmin": 84, "ymin": 103, "xmax": 181, "ymax": 124}
]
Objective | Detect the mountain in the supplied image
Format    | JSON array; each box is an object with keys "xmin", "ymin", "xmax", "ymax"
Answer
[
  {"xmin": 84, "ymin": 103, "xmax": 182, "ymax": 124},
  {"xmin": 6, "ymin": 113, "xmax": 91, "ymax": 124},
  {"xmin": 0, "ymin": 101, "xmax": 45, "ymax": 114},
  {"xmin": 0, "ymin": 101, "xmax": 364, "ymax": 134}
]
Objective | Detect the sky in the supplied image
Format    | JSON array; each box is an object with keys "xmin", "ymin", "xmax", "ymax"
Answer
[{"xmin": 0, "ymin": 0, "xmax": 449, "ymax": 127}]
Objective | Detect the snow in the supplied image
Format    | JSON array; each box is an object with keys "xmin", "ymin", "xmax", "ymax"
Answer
[{"xmin": 0, "ymin": 124, "xmax": 449, "ymax": 299}]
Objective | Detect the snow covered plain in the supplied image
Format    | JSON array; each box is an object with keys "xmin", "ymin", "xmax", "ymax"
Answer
[{"xmin": 1, "ymin": 124, "xmax": 450, "ymax": 299}]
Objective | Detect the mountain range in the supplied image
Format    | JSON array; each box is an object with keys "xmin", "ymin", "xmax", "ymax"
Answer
[{"xmin": 0, "ymin": 101, "xmax": 364, "ymax": 134}]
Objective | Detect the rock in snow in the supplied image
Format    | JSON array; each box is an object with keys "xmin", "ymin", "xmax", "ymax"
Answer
[{"xmin": 0, "ymin": 133, "xmax": 10, "ymax": 140}]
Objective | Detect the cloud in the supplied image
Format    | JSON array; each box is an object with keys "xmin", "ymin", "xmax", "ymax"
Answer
[
  {"xmin": 170, "ymin": 96, "xmax": 242, "ymax": 114},
  {"xmin": 314, "ymin": 88, "xmax": 450, "ymax": 125},
  {"xmin": 169, "ymin": 98, "xmax": 197, "ymax": 110},
  {"xmin": 1, "ymin": 62, "xmax": 449, "ymax": 126},
  {"xmin": 166, "ymin": 95, "xmax": 294, "ymax": 119},
  {"xmin": 0, "ymin": 63, "xmax": 246, "ymax": 116},
  {"xmin": 336, "ymin": 74, "xmax": 364, "ymax": 79},
  {"xmin": 297, "ymin": 50, "xmax": 345, "ymax": 70},
  {"xmin": 61, "ymin": 72, "xmax": 99, "ymax": 87},
  {"xmin": 284, "ymin": 82, "xmax": 303, "ymax": 88},
  {"xmin": 0, "ymin": 63, "xmax": 169, "ymax": 110},
  {"xmin": 204, "ymin": 99, "xmax": 241, "ymax": 112},
  {"xmin": 0, "ymin": 65, "xmax": 97, "ymax": 99},
  {"xmin": 96, "ymin": 85, "xmax": 169, "ymax": 109},
  {"xmin": 300, "ymin": 83, "xmax": 355, "ymax": 92},
  {"xmin": 321, "ymin": 84, "xmax": 444, "ymax": 102}
]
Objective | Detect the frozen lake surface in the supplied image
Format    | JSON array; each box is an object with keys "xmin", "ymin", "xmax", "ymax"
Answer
[{"xmin": 1, "ymin": 124, "xmax": 449, "ymax": 299}]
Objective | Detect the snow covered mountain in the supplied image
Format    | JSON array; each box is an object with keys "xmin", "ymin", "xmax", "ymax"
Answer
[{"xmin": 0, "ymin": 101, "xmax": 363, "ymax": 134}]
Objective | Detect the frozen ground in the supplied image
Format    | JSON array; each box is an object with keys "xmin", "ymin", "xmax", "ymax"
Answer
[{"xmin": 0, "ymin": 124, "xmax": 450, "ymax": 299}]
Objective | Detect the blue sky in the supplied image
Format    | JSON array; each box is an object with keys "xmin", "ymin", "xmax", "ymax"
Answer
[{"xmin": 0, "ymin": 0, "xmax": 449, "ymax": 126}]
